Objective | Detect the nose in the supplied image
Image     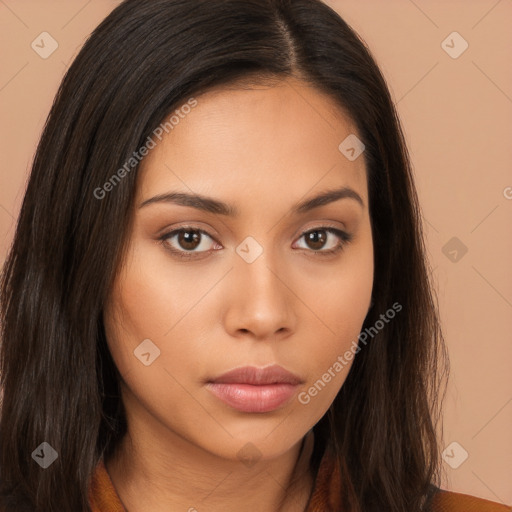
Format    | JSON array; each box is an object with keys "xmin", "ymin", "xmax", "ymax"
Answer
[{"xmin": 222, "ymin": 250, "xmax": 296, "ymax": 341}]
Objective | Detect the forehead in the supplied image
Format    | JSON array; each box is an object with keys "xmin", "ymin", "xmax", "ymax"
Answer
[{"xmin": 136, "ymin": 77, "xmax": 367, "ymax": 208}]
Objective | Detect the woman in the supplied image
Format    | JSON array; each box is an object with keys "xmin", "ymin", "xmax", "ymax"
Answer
[{"xmin": 0, "ymin": 0, "xmax": 509, "ymax": 510}]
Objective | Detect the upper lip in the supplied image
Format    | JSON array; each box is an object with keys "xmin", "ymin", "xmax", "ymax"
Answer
[{"xmin": 208, "ymin": 365, "xmax": 303, "ymax": 385}]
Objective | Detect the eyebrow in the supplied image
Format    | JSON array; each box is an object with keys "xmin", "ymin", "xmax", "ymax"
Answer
[{"xmin": 139, "ymin": 185, "xmax": 364, "ymax": 216}]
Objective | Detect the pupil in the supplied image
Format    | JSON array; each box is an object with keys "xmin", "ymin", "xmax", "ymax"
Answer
[
  {"xmin": 179, "ymin": 230, "xmax": 200, "ymax": 250},
  {"xmin": 307, "ymin": 230, "xmax": 326, "ymax": 250}
]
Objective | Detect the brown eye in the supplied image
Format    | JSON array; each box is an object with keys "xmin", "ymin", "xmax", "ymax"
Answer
[
  {"xmin": 160, "ymin": 227, "xmax": 217, "ymax": 257},
  {"xmin": 294, "ymin": 227, "xmax": 352, "ymax": 256},
  {"xmin": 176, "ymin": 229, "xmax": 202, "ymax": 250},
  {"xmin": 304, "ymin": 230, "xmax": 328, "ymax": 250}
]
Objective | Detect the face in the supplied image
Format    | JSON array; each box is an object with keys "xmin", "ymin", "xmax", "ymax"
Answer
[{"xmin": 104, "ymin": 77, "xmax": 373, "ymax": 464}]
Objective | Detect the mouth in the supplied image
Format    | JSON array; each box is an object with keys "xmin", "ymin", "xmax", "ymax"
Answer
[{"xmin": 205, "ymin": 365, "xmax": 303, "ymax": 413}]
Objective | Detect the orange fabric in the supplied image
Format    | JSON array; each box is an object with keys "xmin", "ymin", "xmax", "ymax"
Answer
[
  {"xmin": 88, "ymin": 454, "xmax": 512, "ymax": 512},
  {"xmin": 88, "ymin": 459, "xmax": 125, "ymax": 512},
  {"xmin": 430, "ymin": 490, "xmax": 512, "ymax": 512}
]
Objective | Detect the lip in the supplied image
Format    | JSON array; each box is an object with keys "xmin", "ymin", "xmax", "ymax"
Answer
[{"xmin": 206, "ymin": 365, "xmax": 303, "ymax": 413}]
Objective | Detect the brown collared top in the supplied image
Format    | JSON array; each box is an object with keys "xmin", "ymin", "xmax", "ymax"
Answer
[{"xmin": 88, "ymin": 451, "xmax": 512, "ymax": 512}]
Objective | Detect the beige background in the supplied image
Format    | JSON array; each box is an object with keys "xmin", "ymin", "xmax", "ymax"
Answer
[{"xmin": 0, "ymin": 0, "xmax": 511, "ymax": 503}]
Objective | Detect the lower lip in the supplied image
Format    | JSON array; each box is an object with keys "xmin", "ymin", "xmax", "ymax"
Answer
[{"xmin": 206, "ymin": 382, "xmax": 299, "ymax": 413}]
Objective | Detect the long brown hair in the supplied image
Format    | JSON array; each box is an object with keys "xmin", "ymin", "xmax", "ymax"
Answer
[{"xmin": 0, "ymin": 0, "xmax": 448, "ymax": 510}]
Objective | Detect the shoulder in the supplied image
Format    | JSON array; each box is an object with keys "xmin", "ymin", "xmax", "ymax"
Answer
[{"xmin": 431, "ymin": 489, "xmax": 512, "ymax": 512}]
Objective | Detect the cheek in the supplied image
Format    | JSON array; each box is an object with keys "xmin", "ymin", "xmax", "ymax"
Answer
[
  {"xmin": 302, "ymin": 233, "xmax": 373, "ymax": 337},
  {"xmin": 103, "ymin": 237, "xmax": 238, "ymax": 415},
  {"xmin": 102, "ymin": 250, "xmax": 215, "ymax": 433},
  {"xmin": 295, "ymin": 239, "xmax": 373, "ymax": 408},
  {"xmin": 106, "ymin": 239, "xmax": 223, "ymax": 342},
  {"xmin": 103, "ymin": 244, "xmax": 208, "ymax": 380}
]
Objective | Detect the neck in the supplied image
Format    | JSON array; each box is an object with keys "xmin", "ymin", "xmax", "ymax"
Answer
[{"xmin": 105, "ymin": 428, "xmax": 316, "ymax": 512}]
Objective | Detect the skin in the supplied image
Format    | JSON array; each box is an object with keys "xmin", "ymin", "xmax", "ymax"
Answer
[{"xmin": 104, "ymin": 76, "xmax": 374, "ymax": 512}]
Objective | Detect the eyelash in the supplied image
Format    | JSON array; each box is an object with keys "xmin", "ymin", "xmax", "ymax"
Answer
[{"xmin": 159, "ymin": 225, "xmax": 353, "ymax": 260}]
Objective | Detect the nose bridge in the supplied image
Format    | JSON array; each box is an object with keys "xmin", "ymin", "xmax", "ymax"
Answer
[
  {"xmin": 225, "ymin": 237, "xmax": 295, "ymax": 337},
  {"xmin": 238, "ymin": 252, "xmax": 279, "ymax": 303},
  {"xmin": 236, "ymin": 242, "xmax": 284, "ymax": 307}
]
